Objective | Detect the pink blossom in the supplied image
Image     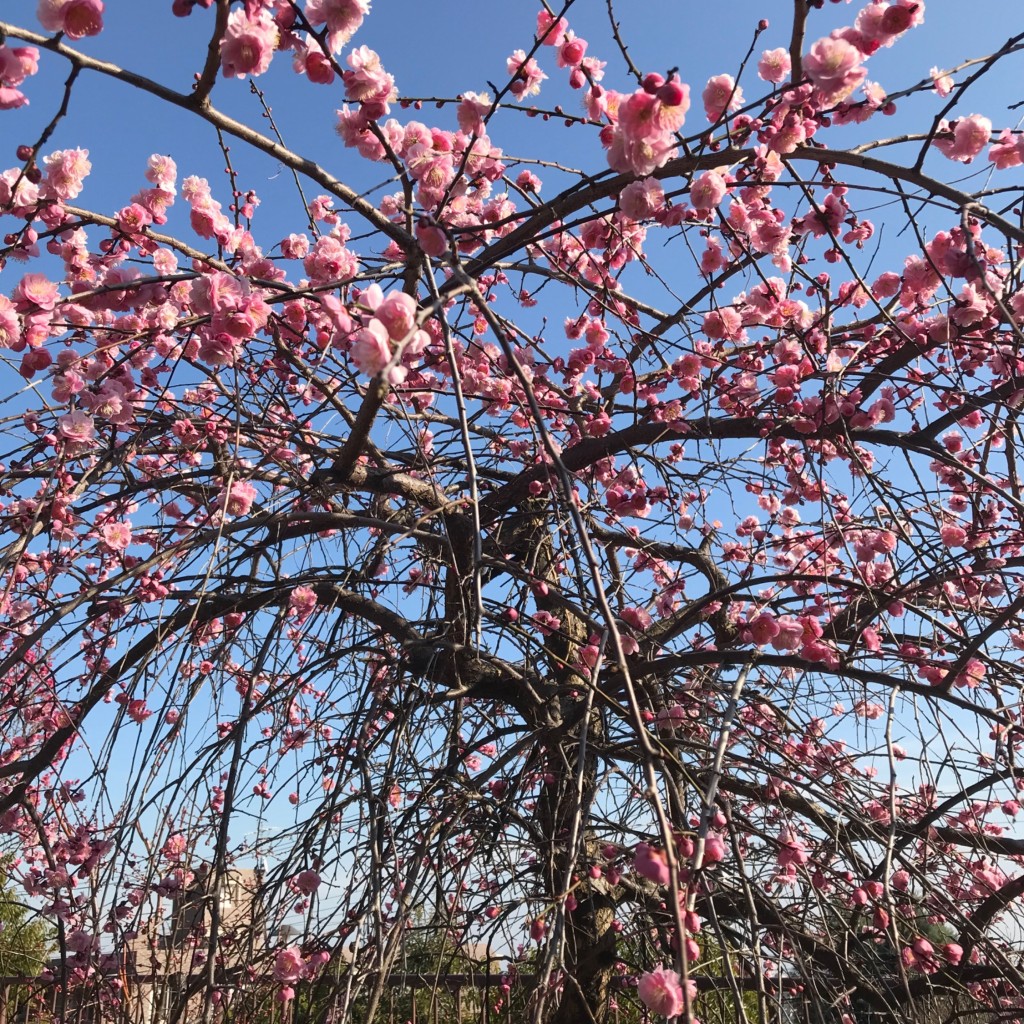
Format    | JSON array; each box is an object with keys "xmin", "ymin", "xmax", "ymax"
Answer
[
  {"xmin": 182, "ymin": 175, "xmax": 232, "ymax": 242},
  {"xmin": 932, "ymin": 114, "xmax": 991, "ymax": 163},
  {"xmin": 770, "ymin": 616, "xmax": 804, "ymax": 652},
  {"xmin": 304, "ymin": 234, "xmax": 359, "ymax": 283},
  {"xmin": 0, "ymin": 297, "xmax": 20, "ymax": 349},
  {"xmin": 939, "ymin": 523, "xmax": 968, "ymax": 549},
  {"xmin": 618, "ymin": 90, "xmax": 662, "ymax": 141},
  {"xmin": 294, "ymin": 41, "xmax": 336, "ymax": 85},
  {"xmin": 930, "ymin": 66, "xmax": 953, "ymax": 97},
  {"xmin": 702, "ymin": 833, "xmax": 727, "ymax": 865},
  {"xmin": 507, "ymin": 50, "xmax": 547, "ymax": 99},
  {"xmin": 197, "ymin": 331, "xmax": 242, "ymax": 366},
  {"xmin": 457, "ymin": 92, "xmax": 491, "ymax": 137},
  {"xmin": 220, "ymin": 8, "xmax": 279, "ymax": 79},
  {"xmin": 146, "ymin": 153, "xmax": 177, "ymax": 191},
  {"xmin": 281, "ymin": 233, "xmax": 310, "ymax": 259},
  {"xmin": 606, "ymin": 130, "xmax": 677, "ymax": 176},
  {"xmin": 531, "ymin": 610, "xmax": 561, "ymax": 636},
  {"xmin": 516, "ymin": 169, "xmax": 541, "ymax": 192},
  {"xmin": 43, "ymin": 148, "xmax": 92, "ymax": 201},
  {"xmin": 343, "ymin": 46, "xmax": 395, "ymax": 116},
  {"xmin": 777, "ymin": 829, "xmax": 809, "ymax": 868},
  {"xmin": 126, "ymin": 699, "xmax": 152, "ymax": 724},
  {"xmin": 901, "ymin": 936, "xmax": 939, "ymax": 974},
  {"xmin": 37, "ymin": 0, "xmax": 105, "ymax": 40},
  {"xmin": 416, "ymin": 221, "xmax": 448, "ymax": 257},
  {"xmin": 703, "ymin": 307, "xmax": 743, "ymax": 342},
  {"xmin": 273, "ymin": 946, "xmax": 306, "ymax": 983},
  {"xmin": 758, "ymin": 47, "xmax": 791, "ymax": 84},
  {"xmin": 690, "ymin": 170, "xmax": 727, "ymax": 212},
  {"xmin": 853, "ymin": 699, "xmax": 884, "ymax": 720},
  {"xmin": 747, "ymin": 612, "xmax": 780, "ymax": 646},
  {"xmin": 65, "ymin": 929, "xmax": 97, "ymax": 954},
  {"xmin": 289, "ymin": 585, "xmax": 318, "ymax": 623},
  {"xmin": 374, "ymin": 290, "xmax": 417, "ymax": 340},
  {"xmin": 0, "ymin": 45, "xmax": 40, "ymax": 109},
  {"xmin": 162, "ymin": 833, "xmax": 187, "ymax": 861},
  {"xmin": 652, "ymin": 78, "xmax": 690, "ymax": 132},
  {"xmin": 988, "ymin": 129, "xmax": 1024, "ymax": 170},
  {"xmin": 802, "ymin": 37, "xmax": 866, "ymax": 105},
  {"xmin": 13, "ymin": 273, "xmax": 59, "ymax": 312},
  {"xmin": 117, "ymin": 202, "xmax": 152, "ymax": 236},
  {"xmin": 618, "ymin": 178, "xmax": 667, "ymax": 220},
  {"xmin": 620, "ymin": 606, "xmax": 652, "ymax": 631},
  {"xmin": 702, "ymin": 74, "xmax": 743, "ymax": 123},
  {"xmin": 58, "ymin": 410, "xmax": 95, "ymax": 444},
  {"xmin": 637, "ymin": 965, "xmax": 690, "ymax": 1018},
  {"xmin": 351, "ymin": 319, "xmax": 392, "ymax": 375},
  {"xmin": 101, "ymin": 521, "xmax": 133, "ymax": 551},
  {"xmin": 556, "ymin": 31, "xmax": 587, "ymax": 69},
  {"xmin": 656, "ymin": 705, "xmax": 687, "ymax": 734},
  {"xmin": 220, "ymin": 480, "xmax": 258, "ymax": 517},
  {"xmin": 304, "ymin": 0, "xmax": 370, "ymax": 54},
  {"xmin": 294, "ymin": 869, "xmax": 321, "ymax": 894},
  {"xmin": 536, "ymin": 11, "xmax": 567, "ymax": 46}
]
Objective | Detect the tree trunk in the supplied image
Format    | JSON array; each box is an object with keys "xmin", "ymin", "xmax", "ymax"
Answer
[{"xmin": 535, "ymin": 706, "xmax": 618, "ymax": 1024}]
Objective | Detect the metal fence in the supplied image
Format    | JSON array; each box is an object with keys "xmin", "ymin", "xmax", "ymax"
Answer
[{"xmin": 0, "ymin": 971, "xmax": 660, "ymax": 1024}]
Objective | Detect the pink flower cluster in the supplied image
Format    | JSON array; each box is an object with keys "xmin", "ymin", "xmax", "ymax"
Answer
[
  {"xmin": 304, "ymin": 229, "xmax": 359, "ymax": 284},
  {"xmin": 337, "ymin": 114, "xmax": 506, "ymax": 241},
  {"xmin": 341, "ymin": 45, "xmax": 396, "ymax": 120},
  {"xmin": 702, "ymin": 73, "xmax": 743, "ymax": 123},
  {"xmin": 304, "ymin": 0, "xmax": 370, "ymax": 54},
  {"xmin": 188, "ymin": 271, "xmax": 271, "ymax": 366},
  {"xmin": 181, "ymin": 175, "xmax": 233, "ymax": 246},
  {"xmin": 534, "ymin": 11, "xmax": 604, "ymax": 90},
  {"xmin": 602, "ymin": 73, "xmax": 690, "ymax": 176},
  {"xmin": 507, "ymin": 49, "xmax": 547, "ymax": 100},
  {"xmin": 776, "ymin": 828, "xmax": 810, "ymax": 882},
  {"xmin": 288, "ymin": 585, "xmax": 318, "ymax": 624},
  {"xmin": 988, "ymin": 129, "xmax": 1024, "ymax": 169},
  {"xmin": 131, "ymin": 153, "xmax": 178, "ymax": 227},
  {"xmin": 350, "ymin": 285, "xmax": 426, "ymax": 382},
  {"xmin": 803, "ymin": 37, "xmax": 867, "ymax": 106},
  {"xmin": 619, "ymin": 177, "xmax": 666, "ymax": 221},
  {"xmin": 42, "ymin": 148, "xmax": 92, "ymax": 202},
  {"xmin": 801, "ymin": 1, "xmax": 925, "ymax": 108},
  {"xmin": 900, "ymin": 937, "xmax": 963, "ymax": 974},
  {"xmin": 273, "ymin": 945, "xmax": 331, "ymax": 1000},
  {"xmin": 0, "ymin": 45, "xmax": 40, "ymax": 110},
  {"xmin": 292, "ymin": 869, "xmax": 321, "ymax": 894}
]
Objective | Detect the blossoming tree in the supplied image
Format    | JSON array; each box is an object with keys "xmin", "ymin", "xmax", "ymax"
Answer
[{"xmin": 1, "ymin": 0, "xmax": 1024, "ymax": 1022}]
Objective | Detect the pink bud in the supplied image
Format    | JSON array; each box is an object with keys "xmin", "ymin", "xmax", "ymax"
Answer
[{"xmin": 658, "ymin": 81, "xmax": 686, "ymax": 107}]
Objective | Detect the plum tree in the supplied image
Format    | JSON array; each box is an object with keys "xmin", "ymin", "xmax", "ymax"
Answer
[{"xmin": 0, "ymin": 2, "xmax": 1024, "ymax": 1023}]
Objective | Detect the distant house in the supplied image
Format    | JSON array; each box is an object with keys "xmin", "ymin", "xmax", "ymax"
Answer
[{"xmin": 120, "ymin": 866, "xmax": 266, "ymax": 1024}]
